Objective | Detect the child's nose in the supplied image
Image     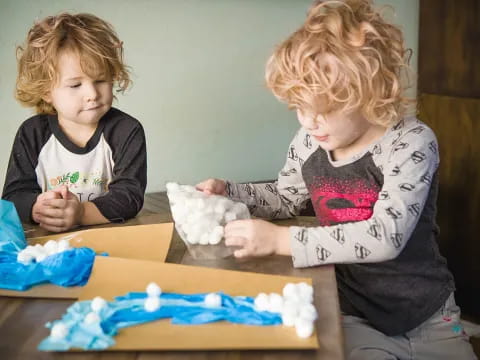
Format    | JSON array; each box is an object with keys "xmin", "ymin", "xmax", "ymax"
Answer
[{"xmin": 84, "ymin": 83, "xmax": 99, "ymax": 101}]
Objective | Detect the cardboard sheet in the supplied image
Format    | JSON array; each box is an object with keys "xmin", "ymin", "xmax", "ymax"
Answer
[
  {"xmin": 0, "ymin": 223, "xmax": 174, "ymax": 299},
  {"xmin": 76, "ymin": 256, "xmax": 319, "ymax": 351}
]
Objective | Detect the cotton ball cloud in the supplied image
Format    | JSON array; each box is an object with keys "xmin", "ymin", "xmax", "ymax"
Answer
[{"xmin": 17, "ymin": 237, "xmax": 72, "ymax": 265}]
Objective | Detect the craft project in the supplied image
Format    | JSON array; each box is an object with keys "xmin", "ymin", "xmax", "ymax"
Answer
[
  {"xmin": 0, "ymin": 235, "xmax": 97, "ymax": 291},
  {"xmin": 39, "ymin": 281, "xmax": 317, "ymax": 351},
  {"xmin": 0, "ymin": 223, "xmax": 174, "ymax": 299},
  {"xmin": 166, "ymin": 182, "xmax": 250, "ymax": 259}
]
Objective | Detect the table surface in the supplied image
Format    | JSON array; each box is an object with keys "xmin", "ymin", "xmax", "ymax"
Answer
[{"xmin": 0, "ymin": 211, "xmax": 344, "ymax": 360}]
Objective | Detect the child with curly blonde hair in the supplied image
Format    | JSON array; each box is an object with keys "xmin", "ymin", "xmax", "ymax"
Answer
[
  {"xmin": 3, "ymin": 13, "xmax": 146, "ymax": 232},
  {"xmin": 198, "ymin": 1, "xmax": 477, "ymax": 358}
]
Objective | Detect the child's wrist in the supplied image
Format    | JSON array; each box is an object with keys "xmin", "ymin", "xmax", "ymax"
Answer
[{"xmin": 274, "ymin": 226, "xmax": 292, "ymax": 256}]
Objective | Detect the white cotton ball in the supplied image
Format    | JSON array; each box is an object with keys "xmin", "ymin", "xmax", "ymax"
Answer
[
  {"xmin": 268, "ymin": 293, "xmax": 284, "ymax": 313},
  {"xmin": 22, "ymin": 245, "xmax": 36, "ymax": 256},
  {"xmin": 297, "ymin": 282, "xmax": 314, "ymax": 304},
  {"xmin": 146, "ymin": 282, "xmax": 162, "ymax": 297},
  {"xmin": 17, "ymin": 251, "xmax": 34, "ymax": 265},
  {"xmin": 298, "ymin": 303, "xmax": 318, "ymax": 322},
  {"xmin": 50, "ymin": 322, "xmax": 69, "ymax": 339},
  {"xmin": 254, "ymin": 293, "xmax": 270, "ymax": 312},
  {"xmin": 199, "ymin": 233, "xmax": 210, "ymax": 245},
  {"xmin": 57, "ymin": 239, "xmax": 71, "ymax": 253},
  {"xmin": 208, "ymin": 226, "xmax": 224, "ymax": 245},
  {"xmin": 166, "ymin": 182, "xmax": 181, "ymax": 193},
  {"xmin": 295, "ymin": 318, "xmax": 314, "ymax": 338},
  {"xmin": 283, "ymin": 283, "xmax": 300, "ymax": 301},
  {"xmin": 91, "ymin": 296, "xmax": 107, "ymax": 313},
  {"xmin": 84, "ymin": 312, "xmax": 101, "ymax": 325},
  {"xmin": 44, "ymin": 240, "xmax": 59, "ymax": 255},
  {"xmin": 224, "ymin": 211, "xmax": 237, "ymax": 223},
  {"xmin": 204, "ymin": 293, "xmax": 222, "ymax": 307},
  {"xmin": 186, "ymin": 232, "xmax": 200, "ymax": 245},
  {"xmin": 144, "ymin": 296, "xmax": 161, "ymax": 312},
  {"xmin": 281, "ymin": 302, "xmax": 299, "ymax": 326},
  {"xmin": 36, "ymin": 253, "xmax": 47, "ymax": 262}
]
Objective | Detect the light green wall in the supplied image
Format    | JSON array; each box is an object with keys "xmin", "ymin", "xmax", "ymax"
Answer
[{"xmin": 0, "ymin": 0, "xmax": 418, "ymax": 192}]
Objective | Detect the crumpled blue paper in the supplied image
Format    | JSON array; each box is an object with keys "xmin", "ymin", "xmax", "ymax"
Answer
[
  {"xmin": 39, "ymin": 291, "xmax": 283, "ymax": 351},
  {"xmin": 0, "ymin": 199, "xmax": 27, "ymax": 253},
  {"xmin": 0, "ymin": 247, "xmax": 96, "ymax": 290}
]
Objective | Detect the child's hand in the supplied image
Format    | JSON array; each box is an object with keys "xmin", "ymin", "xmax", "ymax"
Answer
[
  {"xmin": 196, "ymin": 178, "xmax": 227, "ymax": 195},
  {"xmin": 32, "ymin": 190, "xmax": 63, "ymax": 224},
  {"xmin": 224, "ymin": 219, "xmax": 291, "ymax": 258},
  {"xmin": 32, "ymin": 186, "xmax": 84, "ymax": 232}
]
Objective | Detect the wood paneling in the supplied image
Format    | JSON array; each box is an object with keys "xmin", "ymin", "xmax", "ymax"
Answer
[
  {"xmin": 418, "ymin": 93, "xmax": 480, "ymax": 320},
  {"xmin": 418, "ymin": 0, "xmax": 480, "ymax": 97}
]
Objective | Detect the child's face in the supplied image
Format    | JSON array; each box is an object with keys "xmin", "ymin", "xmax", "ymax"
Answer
[
  {"xmin": 296, "ymin": 109, "xmax": 375, "ymax": 153},
  {"xmin": 44, "ymin": 51, "xmax": 113, "ymax": 128}
]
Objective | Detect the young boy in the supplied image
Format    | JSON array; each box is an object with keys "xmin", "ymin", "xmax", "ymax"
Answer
[
  {"xmin": 198, "ymin": 0, "xmax": 477, "ymax": 358},
  {"xmin": 3, "ymin": 13, "xmax": 147, "ymax": 233}
]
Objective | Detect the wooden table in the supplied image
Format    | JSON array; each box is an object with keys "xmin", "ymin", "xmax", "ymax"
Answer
[{"xmin": 0, "ymin": 213, "xmax": 344, "ymax": 359}]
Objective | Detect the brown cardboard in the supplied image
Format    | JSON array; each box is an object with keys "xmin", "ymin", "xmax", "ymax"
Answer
[
  {"xmin": 0, "ymin": 223, "xmax": 174, "ymax": 299},
  {"xmin": 76, "ymin": 256, "xmax": 319, "ymax": 351}
]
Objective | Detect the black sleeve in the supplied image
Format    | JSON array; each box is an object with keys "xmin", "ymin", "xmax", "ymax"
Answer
[
  {"xmin": 2, "ymin": 119, "xmax": 45, "ymax": 223},
  {"xmin": 92, "ymin": 112, "xmax": 147, "ymax": 222}
]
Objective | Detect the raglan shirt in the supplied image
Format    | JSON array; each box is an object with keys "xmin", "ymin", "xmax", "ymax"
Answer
[
  {"xmin": 226, "ymin": 116, "xmax": 455, "ymax": 336},
  {"xmin": 2, "ymin": 107, "xmax": 147, "ymax": 223}
]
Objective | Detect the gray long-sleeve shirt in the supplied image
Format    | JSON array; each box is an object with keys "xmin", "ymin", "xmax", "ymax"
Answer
[{"xmin": 227, "ymin": 116, "xmax": 454, "ymax": 336}]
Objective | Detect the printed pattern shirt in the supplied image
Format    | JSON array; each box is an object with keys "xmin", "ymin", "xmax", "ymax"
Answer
[
  {"xmin": 2, "ymin": 107, "xmax": 147, "ymax": 223},
  {"xmin": 226, "ymin": 117, "xmax": 455, "ymax": 336}
]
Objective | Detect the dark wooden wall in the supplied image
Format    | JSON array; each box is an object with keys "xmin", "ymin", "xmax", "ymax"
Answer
[{"xmin": 418, "ymin": 0, "xmax": 480, "ymax": 320}]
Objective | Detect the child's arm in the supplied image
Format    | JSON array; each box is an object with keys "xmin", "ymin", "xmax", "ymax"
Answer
[
  {"xmin": 2, "ymin": 124, "xmax": 43, "ymax": 222},
  {"xmin": 288, "ymin": 125, "xmax": 439, "ymax": 267},
  {"xmin": 89, "ymin": 117, "xmax": 147, "ymax": 222}
]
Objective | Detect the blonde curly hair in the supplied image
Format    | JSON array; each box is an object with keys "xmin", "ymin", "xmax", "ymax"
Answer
[
  {"xmin": 16, "ymin": 13, "xmax": 131, "ymax": 114},
  {"xmin": 265, "ymin": 0, "xmax": 413, "ymax": 126}
]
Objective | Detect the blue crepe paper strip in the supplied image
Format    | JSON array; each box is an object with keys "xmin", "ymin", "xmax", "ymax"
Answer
[
  {"xmin": 0, "ymin": 247, "xmax": 97, "ymax": 290},
  {"xmin": 38, "ymin": 291, "xmax": 283, "ymax": 351}
]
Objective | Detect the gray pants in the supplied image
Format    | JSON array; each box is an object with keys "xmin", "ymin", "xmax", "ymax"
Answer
[{"xmin": 343, "ymin": 293, "xmax": 478, "ymax": 360}]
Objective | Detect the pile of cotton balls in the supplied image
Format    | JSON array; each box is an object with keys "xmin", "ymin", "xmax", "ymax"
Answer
[
  {"xmin": 144, "ymin": 282, "xmax": 163, "ymax": 312},
  {"xmin": 254, "ymin": 282, "xmax": 317, "ymax": 338},
  {"xmin": 166, "ymin": 182, "xmax": 249, "ymax": 246},
  {"xmin": 17, "ymin": 238, "xmax": 72, "ymax": 264}
]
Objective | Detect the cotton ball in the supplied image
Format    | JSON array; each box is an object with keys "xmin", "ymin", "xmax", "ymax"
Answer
[
  {"xmin": 57, "ymin": 239, "xmax": 71, "ymax": 253},
  {"xmin": 36, "ymin": 253, "xmax": 47, "ymax": 262},
  {"xmin": 298, "ymin": 303, "xmax": 318, "ymax": 322},
  {"xmin": 224, "ymin": 211, "xmax": 237, "ymax": 223},
  {"xmin": 17, "ymin": 251, "xmax": 34, "ymax": 265},
  {"xmin": 297, "ymin": 282, "xmax": 314, "ymax": 303},
  {"xmin": 283, "ymin": 283, "xmax": 300, "ymax": 301},
  {"xmin": 84, "ymin": 312, "xmax": 101, "ymax": 325},
  {"xmin": 204, "ymin": 293, "xmax": 222, "ymax": 307},
  {"xmin": 268, "ymin": 293, "xmax": 284, "ymax": 313},
  {"xmin": 50, "ymin": 322, "xmax": 69, "ymax": 340},
  {"xmin": 91, "ymin": 296, "xmax": 107, "ymax": 313},
  {"xmin": 166, "ymin": 182, "xmax": 181, "ymax": 193},
  {"xmin": 295, "ymin": 318, "xmax": 314, "ymax": 338},
  {"xmin": 44, "ymin": 240, "xmax": 58, "ymax": 255},
  {"xmin": 146, "ymin": 282, "xmax": 162, "ymax": 297},
  {"xmin": 209, "ymin": 226, "xmax": 224, "ymax": 245},
  {"xmin": 281, "ymin": 301, "xmax": 299, "ymax": 326},
  {"xmin": 186, "ymin": 232, "xmax": 200, "ymax": 245},
  {"xmin": 214, "ymin": 202, "xmax": 227, "ymax": 214},
  {"xmin": 199, "ymin": 233, "xmax": 210, "ymax": 245},
  {"xmin": 254, "ymin": 293, "xmax": 270, "ymax": 312},
  {"xmin": 144, "ymin": 296, "xmax": 161, "ymax": 312}
]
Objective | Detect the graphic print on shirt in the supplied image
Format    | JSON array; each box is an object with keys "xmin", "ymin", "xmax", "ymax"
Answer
[
  {"xmin": 48, "ymin": 171, "xmax": 109, "ymax": 191},
  {"xmin": 301, "ymin": 147, "xmax": 384, "ymax": 227}
]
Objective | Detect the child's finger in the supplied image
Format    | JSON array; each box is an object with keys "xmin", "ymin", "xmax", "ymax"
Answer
[
  {"xmin": 43, "ymin": 198, "xmax": 68, "ymax": 209},
  {"xmin": 39, "ymin": 216, "xmax": 66, "ymax": 228},
  {"xmin": 233, "ymin": 248, "xmax": 250, "ymax": 258},
  {"xmin": 225, "ymin": 236, "xmax": 246, "ymax": 247},
  {"xmin": 40, "ymin": 222, "xmax": 67, "ymax": 233},
  {"xmin": 37, "ymin": 207, "xmax": 64, "ymax": 219}
]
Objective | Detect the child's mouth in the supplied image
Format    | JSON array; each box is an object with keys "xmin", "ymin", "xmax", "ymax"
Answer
[{"xmin": 314, "ymin": 135, "xmax": 329, "ymax": 142}]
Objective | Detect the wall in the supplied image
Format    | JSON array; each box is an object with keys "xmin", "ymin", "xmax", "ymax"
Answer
[{"xmin": 0, "ymin": 0, "xmax": 419, "ymax": 192}]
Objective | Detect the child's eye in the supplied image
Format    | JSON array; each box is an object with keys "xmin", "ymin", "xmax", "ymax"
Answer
[
  {"xmin": 69, "ymin": 83, "xmax": 81, "ymax": 88},
  {"xmin": 95, "ymin": 79, "xmax": 106, "ymax": 83}
]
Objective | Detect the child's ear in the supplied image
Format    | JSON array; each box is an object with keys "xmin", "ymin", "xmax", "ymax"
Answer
[{"xmin": 42, "ymin": 92, "xmax": 52, "ymax": 103}]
